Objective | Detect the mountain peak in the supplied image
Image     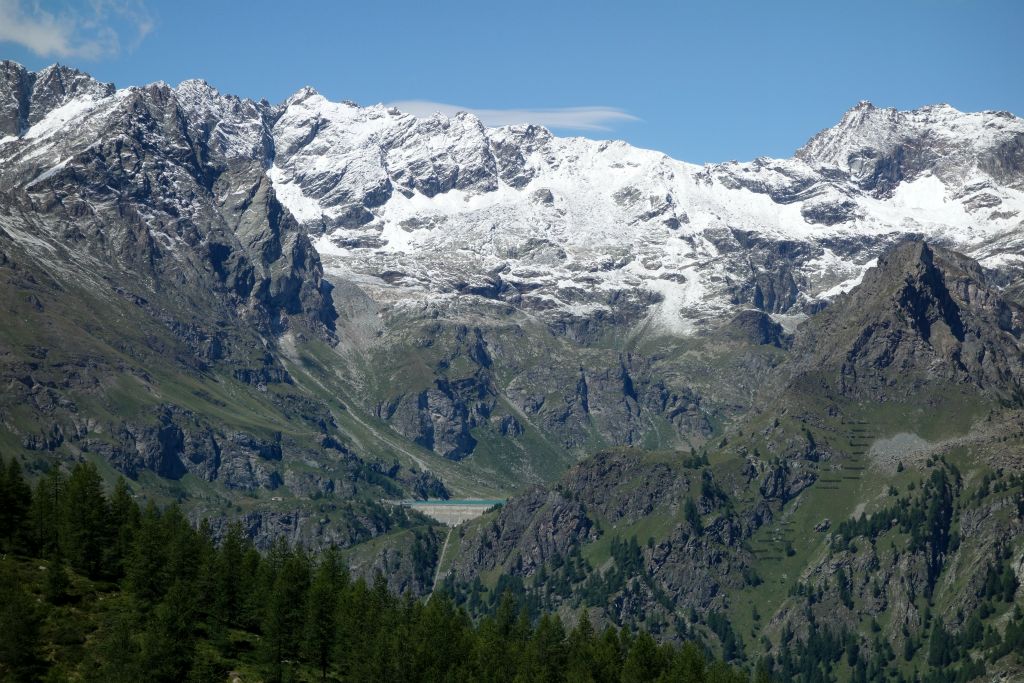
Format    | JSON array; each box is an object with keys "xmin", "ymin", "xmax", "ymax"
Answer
[
  {"xmin": 176, "ymin": 78, "xmax": 219, "ymax": 96},
  {"xmin": 286, "ymin": 86, "xmax": 323, "ymax": 106},
  {"xmin": 0, "ymin": 61, "xmax": 114, "ymax": 137},
  {"xmin": 796, "ymin": 100, "xmax": 1024, "ymax": 194},
  {"xmin": 793, "ymin": 240, "xmax": 1024, "ymax": 400}
]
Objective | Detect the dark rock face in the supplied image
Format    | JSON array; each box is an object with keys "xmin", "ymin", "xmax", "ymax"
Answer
[
  {"xmin": 446, "ymin": 448, "xmax": 767, "ymax": 626},
  {"xmin": 378, "ymin": 377, "xmax": 492, "ymax": 460},
  {"xmin": 363, "ymin": 315, "xmax": 714, "ymax": 463},
  {"xmin": 450, "ymin": 486, "xmax": 597, "ymax": 581},
  {"xmin": 559, "ymin": 450, "xmax": 691, "ymax": 525},
  {"xmin": 980, "ymin": 131, "xmax": 1024, "ymax": 188},
  {"xmin": 758, "ymin": 462, "xmax": 816, "ymax": 503},
  {"xmin": 0, "ymin": 65, "xmax": 335, "ymax": 344},
  {"xmin": 723, "ymin": 310, "xmax": 787, "ymax": 347},
  {"xmin": 372, "ymin": 325, "xmax": 498, "ymax": 461},
  {"xmin": 0, "ymin": 63, "xmax": 346, "ymax": 494},
  {"xmin": 0, "ymin": 61, "xmax": 32, "ymax": 136},
  {"xmin": 797, "ymin": 101, "xmax": 1024, "ymax": 195},
  {"xmin": 719, "ymin": 232, "xmax": 814, "ymax": 314},
  {"xmin": 792, "ymin": 241, "xmax": 1024, "ymax": 400},
  {"xmin": 800, "ymin": 196, "xmax": 858, "ymax": 225},
  {"xmin": 72, "ymin": 406, "xmax": 294, "ymax": 490},
  {"xmin": 490, "ymin": 124, "xmax": 551, "ymax": 188},
  {"xmin": 0, "ymin": 62, "xmax": 115, "ymax": 136}
]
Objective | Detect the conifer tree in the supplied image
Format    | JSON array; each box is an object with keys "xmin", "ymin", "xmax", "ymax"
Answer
[
  {"xmin": 304, "ymin": 548, "xmax": 342, "ymax": 681},
  {"xmin": 44, "ymin": 553, "xmax": 71, "ymax": 605},
  {"xmin": 566, "ymin": 612, "xmax": 596, "ymax": 682},
  {"xmin": 106, "ymin": 477, "xmax": 140, "ymax": 578},
  {"xmin": 0, "ymin": 457, "xmax": 32, "ymax": 550},
  {"xmin": 212, "ymin": 523, "xmax": 246, "ymax": 629},
  {"xmin": 62, "ymin": 462, "xmax": 110, "ymax": 578},
  {"xmin": 591, "ymin": 627, "xmax": 625, "ymax": 683},
  {"xmin": 622, "ymin": 631, "xmax": 663, "ymax": 683},
  {"xmin": 126, "ymin": 502, "xmax": 168, "ymax": 607},
  {"xmin": 669, "ymin": 641, "xmax": 707, "ymax": 682},
  {"xmin": 140, "ymin": 580, "xmax": 197, "ymax": 683},
  {"xmin": 0, "ymin": 568, "xmax": 43, "ymax": 682},
  {"xmin": 30, "ymin": 466, "xmax": 65, "ymax": 556},
  {"xmin": 86, "ymin": 613, "xmax": 142, "ymax": 683},
  {"xmin": 262, "ymin": 550, "xmax": 311, "ymax": 683}
]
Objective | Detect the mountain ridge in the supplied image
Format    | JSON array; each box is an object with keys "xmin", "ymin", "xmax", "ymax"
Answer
[
  {"xmin": 3, "ymin": 58, "xmax": 1024, "ymax": 679},
  {"xmin": 2, "ymin": 58, "xmax": 1024, "ymax": 622}
]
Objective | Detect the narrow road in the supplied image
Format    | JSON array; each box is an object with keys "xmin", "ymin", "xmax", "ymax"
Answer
[{"xmin": 432, "ymin": 526, "xmax": 455, "ymax": 594}]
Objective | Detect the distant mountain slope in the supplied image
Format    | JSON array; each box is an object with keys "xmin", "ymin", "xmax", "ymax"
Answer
[
  {"xmin": 441, "ymin": 241, "xmax": 1024, "ymax": 679},
  {"xmin": 791, "ymin": 241, "xmax": 1024, "ymax": 402},
  {"xmin": 0, "ymin": 63, "xmax": 448, "ymax": 582},
  {"xmin": 1, "ymin": 60, "xmax": 1023, "ymax": 572}
]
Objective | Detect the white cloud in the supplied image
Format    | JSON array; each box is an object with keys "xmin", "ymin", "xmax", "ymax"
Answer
[
  {"xmin": 0, "ymin": 0, "xmax": 153, "ymax": 59},
  {"xmin": 388, "ymin": 100, "xmax": 640, "ymax": 132}
]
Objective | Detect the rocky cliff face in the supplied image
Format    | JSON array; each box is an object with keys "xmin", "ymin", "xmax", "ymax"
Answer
[
  {"xmin": 0, "ymin": 64, "xmax": 335, "ymax": 340},
  {"xmin": 796, "ymin": 101, "xmax": 1024, "ymax": 195},
  {"xmin": 0, "ymin": 62, "xmax": 431, "ymax": 558},
  {"xmin": 792, "ymin": 241, "xmax": 1024, "ymax": 401}
]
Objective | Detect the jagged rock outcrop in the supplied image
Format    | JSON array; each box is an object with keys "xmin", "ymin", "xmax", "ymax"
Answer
[
  {"xmin": 450, "ymin": 486, "xmax": 597, "ymax": 581},
  {"xmin": 792, "ymin": 241, "xmax": 1024, "ymax": 401},
  {"xmin": 722, "ymin": 309, "xmax": 787, "ymax": 347}
]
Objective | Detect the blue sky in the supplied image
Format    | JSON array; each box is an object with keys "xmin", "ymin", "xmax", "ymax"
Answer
[{"xmin": 1, "ymin": 0, "xmax": 1021, "ymax": 162}]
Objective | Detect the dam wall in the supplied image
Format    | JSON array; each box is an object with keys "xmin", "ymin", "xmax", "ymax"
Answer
[{"xmin": 389, "ymin": 499, "xmax": 504, "ymax": 526}]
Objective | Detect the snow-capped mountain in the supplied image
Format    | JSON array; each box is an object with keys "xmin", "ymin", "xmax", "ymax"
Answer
[
  {"xmin": 3, "ymin": 61, "xmax": 1022, "ymax": 339},
  {"xmin": 3, "ymin": 60, "xmax": 1024, "ymax": 482},
  {"xmin": 265, "ymin": 91, "xmax": 1024, "ymax": 335}
]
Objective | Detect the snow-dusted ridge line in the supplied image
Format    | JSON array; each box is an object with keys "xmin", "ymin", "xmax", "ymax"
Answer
[
  {"xmin": 2, "ymin": 60, "xmax": 1022, "ymax": 336},
  {"xmin": 265, "ymin": 87, "xmax": 1023, "ymax": 333}
]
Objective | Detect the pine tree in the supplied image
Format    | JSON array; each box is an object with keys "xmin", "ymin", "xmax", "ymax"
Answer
[
  {"xmin": 30, "ymin": 467, "xmax": 65, "ymax": 556},
  {"xmin": 410, "ymin": 592, "xmax": 473, "ymax": 682},
  {"xmin": 927, "ymin": 623, "xmax": 949, "ymax": 667},
  {"xmin": 0, "ymin": 458, "xmax": 32, "ymax": 551},
  {"xmin": 669, "ymin": 641, "xmax": 707, "ymax": 682},
  {"xmin": 566, "ymin": 612, "xmax": 596, "ymax": 682},
  {"xmin": 139, "ymin": 580, "xmax": 197, "ymax": 683},
  {"xmin": 590, "ymin": 627, "xmax": 625, "ymax": 683},
  {"xmin": 0, "ymin": 568, "xmax": 43, "ymax": 682},
  {"xmin": 44, "ymin": 554, "xmax": 71, "ymax": 605},
  {"xmin": 520, "ymin": 613, "xmax": 567, "ymax": 683},
  {"xmin": 473, "ymin": 593, "xmax": 519, "ymax": 682},
  {"xmin": 212, "ymin": 523, "xmax": 246, "ymax": 629},
  {"xmin": 86, "ymin": 613, "xmax": 142, "ymax": 683},
  {"xmin": 126, "ymin": 502, "xmax": 168, "ymax": 607},
  {"xmin": 622, "ymin": 631, "xmax": 663, "ymax": 683},
  {"xmin": 262, "ymin": 549, "xmax": 311, "ymax": 683},
  {"xmin": 304, "ymin": 549, "xmax": 342, "ymax": 681},
  {"xmin": 62, "ymin": 462, "xmax": 110, "ymax": 578},
  {"xmin": 105, "ymin": 477, "xmax": 140, "ymax": 579}
]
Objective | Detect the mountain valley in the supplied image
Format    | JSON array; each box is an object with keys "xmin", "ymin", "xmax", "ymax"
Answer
[{"xmin": 2, "ymin": 59, "xmax": 1024, "ymax": 680}]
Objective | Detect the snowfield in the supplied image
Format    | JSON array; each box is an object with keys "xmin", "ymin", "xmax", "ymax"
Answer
[{"xmin": 3, "ymin": 65, "xmax": 1023, "ymax": 336}]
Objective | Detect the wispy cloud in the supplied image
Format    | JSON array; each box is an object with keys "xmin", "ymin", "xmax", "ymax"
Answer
[
  {"xmin": 0, "ymin": 0, "xmax": 153, "ymax": 60},
  {"xmin": 389, "ymin": 100, "xmax": 640, "ymax": 132}
]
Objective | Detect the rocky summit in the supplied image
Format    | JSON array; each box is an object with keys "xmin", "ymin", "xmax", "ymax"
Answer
[{"xmin": 2, "ymin": 59, "xmax": 1024, "ymax": 680}]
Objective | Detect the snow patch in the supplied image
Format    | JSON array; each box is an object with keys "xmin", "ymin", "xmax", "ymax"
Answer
[{"xmin": 25, "ymin": 95, "xmax": 104, "ymax": 140}]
